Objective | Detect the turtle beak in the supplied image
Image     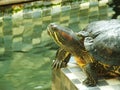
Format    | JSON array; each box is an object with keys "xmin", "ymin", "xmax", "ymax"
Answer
[
  {"xmin": 47, "ymin": 26, "xmax": 50, "ymax": 35},
  {"xmin": 47, "ymin": 23, "xmax": 53, "ymax": 36},
  {"xmin": 47, "ymin": 23, "xmax": 57, "ymax": 36}
]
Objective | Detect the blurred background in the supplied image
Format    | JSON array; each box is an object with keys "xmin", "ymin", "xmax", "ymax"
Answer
[{"xmin": 0, "ymin": 0, "xmax": 120, "ymax": 90}]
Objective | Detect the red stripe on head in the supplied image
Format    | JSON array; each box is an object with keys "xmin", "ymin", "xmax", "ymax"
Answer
[{"xmin": 61, "ymin": 31, "xmax": 73, "ymax": 41}]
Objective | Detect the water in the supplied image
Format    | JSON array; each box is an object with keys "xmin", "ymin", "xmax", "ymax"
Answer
[{"xmin": 0, "ymin": 46, "xmax": 56, "ymax": 90}]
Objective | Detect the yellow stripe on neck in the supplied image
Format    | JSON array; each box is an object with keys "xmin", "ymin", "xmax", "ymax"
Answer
[{"xmin": 54, "ymin": 32, "xmax": 63, "ymax": 47}]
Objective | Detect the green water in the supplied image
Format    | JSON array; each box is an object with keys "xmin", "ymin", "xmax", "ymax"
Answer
[{"xmin": 0, "ymin": 48, "xmax": 56, "ymax": 90}]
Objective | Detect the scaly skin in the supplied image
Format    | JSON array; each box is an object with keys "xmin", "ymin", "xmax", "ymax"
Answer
[{"xmin": 47, "ymin": 22, "xmax": 120, "ymax": 86}]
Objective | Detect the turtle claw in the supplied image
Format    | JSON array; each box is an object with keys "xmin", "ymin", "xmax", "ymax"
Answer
[
  {"xmin": 52, "ymin": 59, "xmax": 67, "ymax": 69},
  {"xmin": 83, "ymin": 78, "xmax": 96, "ymax": 87},
  {"xmin": 83, "ymin": 63, "xmax": 98, "ymax": 87}
]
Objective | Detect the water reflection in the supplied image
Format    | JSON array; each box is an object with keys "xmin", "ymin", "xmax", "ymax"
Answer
[{"xmin": 0, "ymin": 47, "xmax": 56, "ymax": 90}]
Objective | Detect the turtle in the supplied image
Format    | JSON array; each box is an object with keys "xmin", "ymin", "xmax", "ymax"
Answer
[{"xmin": 47, "ymin": 19, "xmax": 120, "ymax": 86}]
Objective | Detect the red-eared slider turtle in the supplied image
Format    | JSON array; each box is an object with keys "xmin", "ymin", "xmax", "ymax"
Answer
[{"xmin": 47, "ymin": 19, "xmax": 120, "ymax": 86}]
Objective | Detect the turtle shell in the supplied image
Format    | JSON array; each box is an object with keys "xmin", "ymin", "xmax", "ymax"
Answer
[{"xmin": 83, "ymin": 19, "xmax": 120, "ymax": 66}]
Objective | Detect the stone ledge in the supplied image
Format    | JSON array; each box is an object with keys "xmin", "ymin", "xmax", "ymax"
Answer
[{"xmin": 52, "ymin": 57, "xmax": 120, "ymax": 90}]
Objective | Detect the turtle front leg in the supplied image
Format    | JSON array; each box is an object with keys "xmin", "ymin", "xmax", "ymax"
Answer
[
  {"xmin": 52, "ymin": 48, "xmax": 71, "ymax": 69},
  {"xmin": 83, "ymin": 63, "xmax": 98, "ymax": 86}
]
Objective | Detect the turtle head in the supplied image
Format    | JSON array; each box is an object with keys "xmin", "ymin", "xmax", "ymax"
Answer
[
  {"xmin": 47, "ymin": 23, "xmax": 85, "ymax": 55},
  {"xmin": 47, "ymin": 23, "xmax": 75, "ymax": 45}
]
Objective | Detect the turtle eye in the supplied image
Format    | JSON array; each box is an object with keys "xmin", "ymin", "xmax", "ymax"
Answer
[{"xmin": 50, "ymin": 24, "xmax": 57, "ymax": 31}]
